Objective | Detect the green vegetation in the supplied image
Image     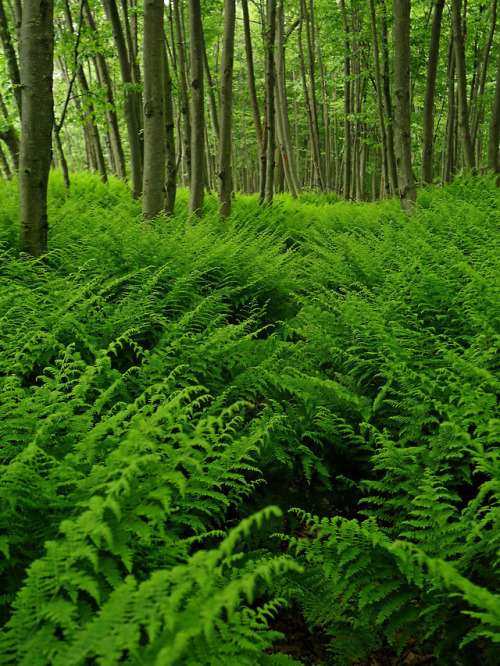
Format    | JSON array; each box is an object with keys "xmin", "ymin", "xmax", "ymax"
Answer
[{"xmin": 1, "ymin": 173, "xmax": 499, "ymax": 664}]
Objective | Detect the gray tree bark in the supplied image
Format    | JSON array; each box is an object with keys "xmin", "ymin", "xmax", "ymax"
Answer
[
  {"xmin": 217, "ymin": 0, "xmax": 235, "ymax": 217},
  {"xmin": 188, "ymin": 0, "xmax": 205, "ymax": 216},
  {"xmin": 393, "ymin": 0, "xmax": 416, "ymax": 210},
  {"xmin": 421, "ymin": 0, "xmax": 445, "ymax": 185},
  {"xmin": 142, "ymin": 0, "xmax": 165, "ymax": 220},
  {"xmin": 19, "ymin": 0, "xmax": 54, "ymax": 256},
  {"xmin": 451, "ymin": 0, "xmax": 475, "ymax": 172}
]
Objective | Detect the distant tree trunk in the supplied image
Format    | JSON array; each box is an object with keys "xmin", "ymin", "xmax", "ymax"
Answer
[
  {"xmin": 64, "ymin": 0, "xmax": 107, "ymax": 184},
  {"xmin": 451, "ymin": 0, "xmax": 474, "ymax": 172},
  {"xmin": 264, "ymin": 0, "xmax": 277, "ymax": 204},
  {"xmin": 369, "ymin": 0, "xmax": 390, "ymax": 196},
  {"xmin": 0, "ymin": 141, "xmax": 11, "ymax": 179},
  {"xmin": 472, "ymin": 0, "xmax": 497, "ymax": 153},
  {"xmin": 172, "ymin": 0, "xmax": 192, "ymax": 184},
  {"xmin": 202, "ymin": 29, "xmax": 220, "ymax": 142},
  {"xmin": 164, "ymin": 40, "xmax": 177, "ymax": 215},
  {"xmin": 83, "ymin": 0, "xmax": 126, "ymax": 179},
  {"xmin": 443, "ymin": 36, "xmax": 456, "ymax": 182},
  {"xmin": 304, "ymin": 0, "xmax": 324, "ymax": 190},
  {"xmin": 275, "ymin": 0, "xmax": 300, "ymax": 197},
  {"xmin": 241, "ymin": 0, "xmax": 263, "ymax": 156},
  {"xmin": 142, "ymin": 0, "xmax": 165, "ymax": 220},
  {"xmin": 0, "ymin": 0, "xmax": 21, "ymax": 116},
  {"xmin": 489, "ymin": 21, "xmax": 500, "ymax": 171},
  {"xmin": 339, "ymin": 0, "xmax": 351, "ymax": 200},
  {"xmin": 18, "ymin": 0, "xmax": 54, "ymax": 256},
  {"xmin": 393, "ymin": 0, "xmax": 416, "ymax": 210},
  {"xmin": 0, "ymin": 93, "xmax": 20, "ymax": 169},
  {"xmin": 421, "ymin": 0, "xmax": 444, "ymax": 185},
  {"xmin": 101, "ymin": 0, "xmax": 143, "ymax": 196},
  {"xmin": 53, "ymin": 128, "xmax": 70, "ymax": 190},
  {"xmin": 217, "ymin": 0, "xmax": 235, "ymax": 217},
  {"xmin": 379, "ymin": 0, "xmax": 398, "ymax": 194},
  {"xmin": 188, "ymin": 0, "xmax": 204, "ymax": 216}
]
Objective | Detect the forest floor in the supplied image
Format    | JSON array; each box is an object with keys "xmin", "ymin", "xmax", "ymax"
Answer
[{"xmin": 0, "ymin": 172, "xmax": 499, "ymax": 665}]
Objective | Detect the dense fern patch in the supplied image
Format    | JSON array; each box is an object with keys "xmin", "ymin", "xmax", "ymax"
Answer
[{"xmin": 0, "ymin": 172, "xmax": 499, "ymax": 664}]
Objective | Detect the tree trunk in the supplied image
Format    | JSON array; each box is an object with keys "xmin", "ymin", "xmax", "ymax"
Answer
[
  {"xmin": 19, "ymin": 0, "xmax": 54, "ymax": 256},
  {"xmin": 275, "ymin": 0, "xmax": 300, "ymax": 197},
  {"xmin": 489, "ymin": 17, "xmax": 500, "ymax": 172},
  {"xmin": 83, "ymin": 0, "xmax": 126, "ymax": 179},
  {"xmin": 172, "ymin": 0, "xmax": 192, "ymax": 184},
  {"xmin": 471, "ymin": 0, "xmax": 497, "ymax": 153},
  {"xmin": 264, "ymin": 0, "xmax": 277, "ymax": 204},
  {"xmin": 393, "ymin": 0, "xmax": 416, "ymax": 210},
  {"xmin": 421, "ymin": 0, "xmax": 444, "ymax": 184},
  {"xmin": 241, "ymin": 0, "xmax": 263, "ymax": 156},
  {"xmin": 217, "ymin": 0, "xmax": 235, "ymax": 217},
  {"xmin": 379, "ymin": 0, "xmax": 398, "ymax": 194},
  {"xmin": 451, "ymin": 0, "xmax": 474, "ymax": 172},
  {"xmin": 369, "ymin": 0, "xmax": 390, "ymax": 195},
  {"xmin": 0, "ymin": 0, "xmax": 21, "ymax": 116},
  {"xmin": 339, "ymin": 0, "xmax": 351, "ymax": 200},
  {"xmin": 142, "ymin": 0, "xmax": 165, "ymax": 220},
  {"xmin": 101, "ymin": 0, "xmax": 142, "ymax": 196},
  {"xmin": 188, "ymin": 0, "xmax": 205, "ymax": 217},
  {"xmin": 164, "ymin": 40, "xmax": 177, "ymax": 215}
]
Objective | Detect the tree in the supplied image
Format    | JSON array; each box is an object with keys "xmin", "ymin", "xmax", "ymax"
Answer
[
  {"xmin": 451, "ymin": 0, "xmax": 474, "ymax": 172},
  {"xmin": 18, "ymin": 0, "xmax": 54, "ymax": 256},
  {"xmin": 142, "ymin": 0, "xmax": 166, "ymax": 220},
  {"xmin": 421, "ymin": 0, "xmax": 445, "ymax": 185},
  {"xmin": 217, "ymin": 0, "xmax": 235, "ymax": 217},
  {"xmin": 393, "ymin": 0, "xmax": 416, "ymax": 210},
  {"xmin": 188, "ymin": 0, "xmax": 205, "ymax": 216}
]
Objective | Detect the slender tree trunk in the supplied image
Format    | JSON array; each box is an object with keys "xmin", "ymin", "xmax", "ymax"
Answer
[
  {"xmin": 0, "ymin": 141, "xmax": 11, "ymax": 179},
  {"xmin": 101, "ymin": 0, "xmax": 142, "ymax": 196},
  {"xmin": 202, "ymin": 29, "xmax": 220, "ymax": 142},
  {"xmin": 304, "ymin": 0, "xmax": 324, "ymax": 189},
  {"xmin": 217, "ymin": 0, "xmax": 235, "ymax": 217},
  {"xmin": 0, "ymin": 0, "xmax": 21, "ymax": 115},
  {"xmin": 188, "ymin": 0, "xmax": 205, "ymax": 216},
  {"xmin": 421, "ymin": 0, "xmax": 444, "ymax": 184},
  {"xmin": 489, "ymin": 15, "xmax": 500, "ymax": 172},
  {"xmin": 83, "ymin": 0, "xmax": 126, "ymax": 179},
  {"xmin": 393, "ymin": 0, "xmax": 416, "ymax": 210},
  {"xmin": 142, "ymin": 0, "xmax": 165, "ymax": 220},
  {"xmin": 164, "ymin": 40, "xmax": 177, "ymax": 215},
  {"xmin": 19, "ymin": 0, "xmax": 54, "ymax": 256},
  {"xmin": 451, "ymin": 0, "xmax": 474, "ymax": 172},
  {"xmin": 339, "ymin": 0, "xmax": 351, "ymax": 200},
  {"xmin": 369, "ymin": 0, "xmax": 390, "ymax": 195},
  {"xmin": 264, "ymin": 0, "xmax": 277, "ymax": 204},
  {"xmin": 471, "ymin": 0, "xmax": 497, "ymax": 152},
  {"xmin": 0, "ymin": 93, "xmax": 19, "ymax": 169},
  {"xmin": 275, "ymin": 0, "xmax": 300, "ymax": 197},
  {"xmin": 379, "ymin": 0, "xmax": 398, "ymax": 194},
  {"xmin": 172, "ymin": 0, "xmax": 192, "ymax": 183},
  {"xmin": 53, "ymin": 128, "xmax": 70, "ymax": 190}
]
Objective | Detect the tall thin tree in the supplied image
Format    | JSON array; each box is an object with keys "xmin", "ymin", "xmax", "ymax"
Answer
[
  {"xmin": 218, "ymin": 0, "xmax": 235, "ymax": 217},
  {"xmin": 18, "ymin": 0, "xmax": 54, "ymax": 256}
]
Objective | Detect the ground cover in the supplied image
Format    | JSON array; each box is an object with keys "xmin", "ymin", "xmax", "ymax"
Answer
[{"xmin": 0, "ymin": 173, "xmax": 499, "ymax": 664}]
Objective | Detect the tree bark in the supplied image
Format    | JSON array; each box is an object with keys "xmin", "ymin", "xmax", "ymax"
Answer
[
  {"xmin": 19, "ymin": 0, "xmax": 54, "ymax": 256},
  {"xmin": 172, "ymin": 0, "xmax": 192, "ymax": 184},
  {"xmin": 421, "ymin": 0, "xmax": 444, "ymax": 185},
  {"xmin": 217, "ymin": 0, "xmax": 235, "ymax": 217},
  {"xmin": 369, "ymin": 0, "xmax": 390, "ymax": 195},
  {"xmin": 264, "ymin": 0, "xmax": 277, "ymax": 204},
  {"xmin": 339, "ymin": 0, "xmax": 351, "ymax": 200},
  {"xmin": 451, "ymin": 0, "xmax": 474, "ymax": 172},
  {"xmin": 83, "ymin": 0, "xmax": 126, "ymax": 179},
  {"xmin": 164, "ymin": 39, "xmax": 177, "ymax": 215},
  {"xmin": 101, "ymin": 0, "xmax": 143, "ymax": 196},
  {"xmin": 0, "ymin": 0, "xmax": 21, "ymax": 116},
  {"xmin": 241, "ymin": 0, "xmax": 263, "ymax": 156},
  {"xmin": 188, "ymin": 0, "xmax": 205, "ymax": 216},
  {"xmin": 379, "ymin": 0, "xmax": 398, "ymax": 194},
  {"xmin": 393, "ymin": 0, "xmax": 416, "ymax": 210},
  {"xmin": 142, "ymin": 0, "xmax": 165, "ymax": 220},
  {"xmin": 489, "ymin": 13, "xmax": 500, "ymax": 172}
]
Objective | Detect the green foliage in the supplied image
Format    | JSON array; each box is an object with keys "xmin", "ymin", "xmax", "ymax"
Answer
[{"xmin": 1, "ymin": 172, "xmax": 500, "ymax": 663}]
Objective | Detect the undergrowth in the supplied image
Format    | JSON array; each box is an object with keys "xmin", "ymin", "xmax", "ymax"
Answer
[{"xmin": 0, "ymin": 171, "xmax": 499, "ymax": 664}]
